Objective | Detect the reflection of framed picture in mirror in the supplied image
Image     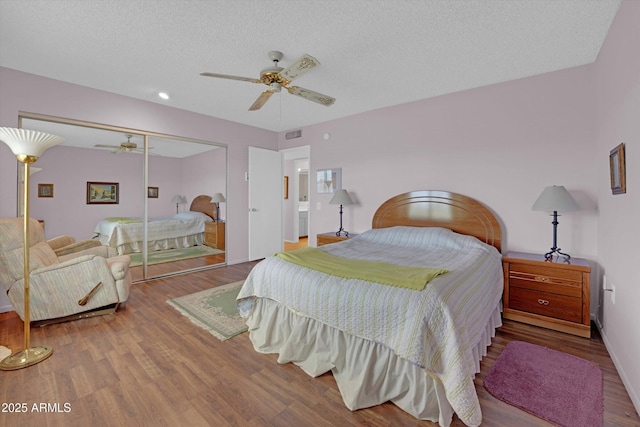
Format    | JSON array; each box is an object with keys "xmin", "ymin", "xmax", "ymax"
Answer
[
  {"xmin": 316, "ymin": 168, "xmax": 341, "ymax": 193},
  {"xmin": 148, "ymin": 186, "xmax": 159, "ymax": 198},
  {"xmin": 609, "ymin": 143, "xmax": 626, "ymax": 195},
  {"xmin": 87, "ymin": 182, "xmax": 119, "ymax": 204},
  {"xmin": 38, "ymin": 183, "xmax": 54, "ymax": 198}
]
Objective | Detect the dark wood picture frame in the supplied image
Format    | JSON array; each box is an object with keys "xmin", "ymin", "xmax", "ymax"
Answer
[
  {"xmin": 609, "ymin": 143, "xmax": 626, "ymax": 195},
  {"xmin": 38, "ymin": 183, "xmax": 54, "ymax": 198},
  {"xmin": 148, "ymin": 186, "xmax": 159, "ymax": 198},
  {"xmin": 87, "ymin": 182, "xmax": 119, "ymax": 204}
]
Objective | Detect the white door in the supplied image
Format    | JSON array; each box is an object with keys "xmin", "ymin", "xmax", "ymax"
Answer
[{"xmin": 248, "ymin": 147, "xmax": 283, "ymax": 260}]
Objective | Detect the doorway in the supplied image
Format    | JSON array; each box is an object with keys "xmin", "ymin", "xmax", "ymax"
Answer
[{"xmin": 281, "ymin": 146, "xmax": 310, "ymax": 248}]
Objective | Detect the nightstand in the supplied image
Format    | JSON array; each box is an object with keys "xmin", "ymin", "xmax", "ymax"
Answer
[
  {"xmin": 502, "ymin": 251, "xmax": 591, "ymax": 338},
  {"xmin": 204, "ymin": 221, "xmax": 225, "ymax": 250},
  {"xmin": 316, "ymin": 232, "xmax": 357, "ymax": 246}
]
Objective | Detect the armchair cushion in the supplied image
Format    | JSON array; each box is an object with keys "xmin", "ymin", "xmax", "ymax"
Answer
[{"xmin": 1, "ymin": 241, "xmax": 57, "ymax": 290}]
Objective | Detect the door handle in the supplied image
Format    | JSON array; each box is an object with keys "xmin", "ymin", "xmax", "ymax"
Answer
[{"xmin": 249, "ymin": 208, "xmax": 258, "ymax": 212}]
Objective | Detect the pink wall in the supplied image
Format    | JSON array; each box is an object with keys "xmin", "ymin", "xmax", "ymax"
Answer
[
  {"xmin": 0, "ymin": 66, "xmax": 278, "ymax": 266},
  {"xmin": 281, "ymin": 65, "xmax": 598, "ymax": 261},
  {"xmin": 593, "ymin": 0, "xmax": 640, "ymax": 411},
  {"xmin": 26, "ymin": 145, "xmax": 225, "ymax": 241}
]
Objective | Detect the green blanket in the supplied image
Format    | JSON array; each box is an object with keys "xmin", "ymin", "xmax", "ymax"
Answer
[
  {"xmin": 276, "ymin": 247, "xmax": 447, "ymax": 291},
  {"xmin": 104, "ymin": 217, "xmax": 143, "ymax": 224}
]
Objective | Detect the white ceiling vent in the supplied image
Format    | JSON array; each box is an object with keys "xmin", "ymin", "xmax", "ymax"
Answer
[{"xmin": 285, "ymin": 129, "xmax": 302, "ymax": 140}]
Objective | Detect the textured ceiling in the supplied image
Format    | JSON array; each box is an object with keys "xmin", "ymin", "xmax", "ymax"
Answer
[{"xmin": 0, "ymin": 0, "xmax": 621, "ymax": 133}]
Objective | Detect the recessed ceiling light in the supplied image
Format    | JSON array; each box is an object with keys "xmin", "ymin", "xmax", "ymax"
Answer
[{"xmin": 158, "ymin": 92, "xmax": 170, "ymax": 100}]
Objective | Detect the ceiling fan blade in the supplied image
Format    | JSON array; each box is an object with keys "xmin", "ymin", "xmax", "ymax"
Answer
[
  {"xmin": 287, "ymin": 86, "xmax": 335, "ymax": 106},
  {"xmin": 279, "ymin": 54, "xmax": 320, "ymax": 82},
  {"xmin": 94, "ymin": 144, "xmax": 120, "ymax": 149},
  {"xmin": 249, "ymin": 90, "xmax": 274, "ymax": 111},
  {"xmin": 200, "ymin": 72, "xmax": 260, "ymax": 83}
]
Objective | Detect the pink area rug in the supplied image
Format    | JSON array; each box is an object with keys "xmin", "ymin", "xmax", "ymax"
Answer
[{"xmin": 484, "ymin": 341, "xmax": 603, "ymax": 427}]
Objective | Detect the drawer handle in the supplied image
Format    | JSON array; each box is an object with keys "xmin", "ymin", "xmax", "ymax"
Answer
[
  {"xmin": 535, "ymin": 276, "xmax": 550, "ymax": 282},
  {"xmin": 537, "ymin": 299, "xmax": 550, "ymax": 305}
]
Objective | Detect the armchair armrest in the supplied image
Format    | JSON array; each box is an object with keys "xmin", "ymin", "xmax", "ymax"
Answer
[
  {"xmin": 46, "ymin": 235, "xmax": 76, "ymax": 250},
  {"xmin": 58, "ymin": 245, "xmax": 116, "ymax": 262},
  {"xmin": 51, "ymin": 239, "xmax": 103, "ymax": 257}
]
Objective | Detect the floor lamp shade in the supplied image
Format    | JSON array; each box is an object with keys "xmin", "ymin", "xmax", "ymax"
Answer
[
  {"xmin": 0, "ymin": 127, "xmax": 65, "ymax": 370},
  {"xmin": 532, "ymin": 185, "xmax": 579, "ymax": 261}
]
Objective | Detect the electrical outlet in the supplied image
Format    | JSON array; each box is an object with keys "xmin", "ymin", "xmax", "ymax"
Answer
[
  {"xmin": 611, "ymin": 283, "xmax": 616, "ymax": 304},
  {"xmin": 316, "ymin": 202, "xmax": 321, "ymax": 210}
]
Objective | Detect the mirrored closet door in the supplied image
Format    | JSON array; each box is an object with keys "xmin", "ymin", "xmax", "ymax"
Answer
[{"xmin": 19, "ymin": 113, "xmax": 227, "ymax": 282}]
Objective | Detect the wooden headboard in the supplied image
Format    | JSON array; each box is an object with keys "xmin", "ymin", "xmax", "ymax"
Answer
[
  {"xmin": 189, "ymin": 195, "xmax": 217, "ymax": 220},
  {"xmin": 372, "ymin": 190, "xmax": 502, "ymax": 252}
]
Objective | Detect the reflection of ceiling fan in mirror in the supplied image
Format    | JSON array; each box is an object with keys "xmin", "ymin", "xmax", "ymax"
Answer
[
  {"xmin": 94, "ymin": 134, "xmax": 152, "ymax": 154},
  {"xmin": 200, "ymin": 51, "xmax": 336, "ymax": 111}
]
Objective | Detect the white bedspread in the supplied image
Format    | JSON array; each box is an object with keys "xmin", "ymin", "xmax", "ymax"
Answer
[
  {"xmin": 94, "ymin": 211, "xmax": 211, "ymax": 251},
  {"xmin": 237, "ymin": 226, "xmax": 503, "ymax": 426}
]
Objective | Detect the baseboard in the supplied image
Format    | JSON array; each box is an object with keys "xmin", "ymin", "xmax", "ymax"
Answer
[
  {"xmin": 596, "ymin": 322, "xmax": 640, "ymax": 415},
  {"xmin": 0, "ymin": 304, "xmax": 13, "ymax": 314}
]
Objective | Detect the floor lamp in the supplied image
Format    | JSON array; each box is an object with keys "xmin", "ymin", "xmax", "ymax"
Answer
[{"xmin": 0, "ymin": 127, "xmax": 65, "ymax": 370}]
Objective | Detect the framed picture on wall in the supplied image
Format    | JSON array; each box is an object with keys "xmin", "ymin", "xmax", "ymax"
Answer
[
  {"xmin": 284, "ymin": 176, "xmax": 289, "ymax": 199},
  {"xmin": 148, "ymin": 186, "xmax": 159, "ymax": 198},
  {"xmin": 38, "ymin": 183, "xmax": 54, "ymax": 198},
  {"xmin": 609, "ymin": 143, "xmax": 626, "ymax": 195},
  {"xmin": 87, "ymin": 182, "xmax": 119, "ymax": 204},
  {"xmin": 316, "ymin": 168, "xmax": 341, "ymax": 194}
]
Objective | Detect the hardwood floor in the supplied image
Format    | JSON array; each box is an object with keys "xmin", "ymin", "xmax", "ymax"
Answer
[
  {"xmin": 284, "ymin": 236, "xmax": 308, "ymax": 251},
  {"xmin": 1, "ymin": 261, "xmax": 638, "ymax": 427}
]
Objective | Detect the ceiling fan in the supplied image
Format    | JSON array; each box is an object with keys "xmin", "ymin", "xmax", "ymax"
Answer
[
  {"xmin": 94, "ymin": 134, "xmax": 151, "ymax": 154},
  {"xmin": 200, "ymin": 51, "xmax": 336, "ymax": 111}
]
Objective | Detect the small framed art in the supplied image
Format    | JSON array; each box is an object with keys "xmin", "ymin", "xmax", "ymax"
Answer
[
  {"xmin": 87, "ymin": 182, "xmax": 119, "ymax": 204},
  {"xmin": 316, "ymin": 168, "xmax": 341, "ymax": 194},
  {"xmin": 609, "ymin": 143, "xmax": 626, "ymax": 195},
  {"xmin": 284, "ymin": 176, "xmax": 289, "ymax": 199},
  {"xmin": 148, "ymin": 186, "xmax": 159, "ymax": 198},
  {"xmin": 38, "ymin": 183, "xmax": 54, "ymax": 198}
]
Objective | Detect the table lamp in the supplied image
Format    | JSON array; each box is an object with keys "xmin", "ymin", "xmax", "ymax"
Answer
[
  {"xmin": 329, "ymin": 189, "xmax": 354, "ymax": 237},
  {"xmin": 532, "ymin": 185, "xmax": 579, "ymax": 261}
]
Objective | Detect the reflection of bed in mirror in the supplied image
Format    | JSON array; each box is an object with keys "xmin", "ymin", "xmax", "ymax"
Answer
[{"xmin": 93, "ymin": 195, "xmax": 216, "ymax": 255}]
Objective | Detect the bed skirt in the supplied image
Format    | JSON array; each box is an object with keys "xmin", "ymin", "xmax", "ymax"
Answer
[
  {"xmin": 112, "ymin": 233, "xmax": 204, "ymax": 255},
  {"xmin": 244, "ymin": 297, "xmax": 502, "ymax": 427}
]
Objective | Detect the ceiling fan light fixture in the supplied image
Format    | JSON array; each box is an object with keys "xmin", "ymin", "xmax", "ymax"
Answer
[{"xmin": 158, "ymin": 92, "xmax": 170, "ymax": 100}]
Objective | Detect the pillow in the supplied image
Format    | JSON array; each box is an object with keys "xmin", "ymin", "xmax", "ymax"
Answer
[{"xmin": 174, "ymin": 211, "xmax": 213, "ymax": 221}]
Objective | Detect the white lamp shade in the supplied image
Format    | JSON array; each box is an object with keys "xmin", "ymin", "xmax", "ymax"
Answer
[
  {"xmin": 0, "ymin": 128, "xmax": 65, "ymax": 158},
  {"xmin": 172, "ymin": 195, "xmax": 187, "ymax": 204},
  {"xmin": 532, "ymin": 185, "xmax": 579, "ymax": 212},
  {"xmin": 212, "ymin": 193, "xmax": 226, "ymax": 203},
  {"xmin": 329, "ymin": 189, "xmax": 354, "ymax": 205}
]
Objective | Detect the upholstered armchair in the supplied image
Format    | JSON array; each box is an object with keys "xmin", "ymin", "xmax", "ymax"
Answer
[{"xmin": 0, "ymin": 217, "xmax": 132, "ymax": 323}]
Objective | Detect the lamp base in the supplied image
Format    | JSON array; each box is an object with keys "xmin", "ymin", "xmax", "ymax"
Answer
[
  {"xmin": 335, "ymin": 228, "xmax": 349, "ymax": 237},
  {"xmin": 544, "ymin": 247, "xmax": 571, "ymax": 262},
  {"xmin": 0, "ymin": 345, "xmax": 53, "ymax": 371}
]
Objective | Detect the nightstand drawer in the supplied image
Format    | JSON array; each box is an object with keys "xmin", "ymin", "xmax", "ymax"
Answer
[
  {"xmin": 509, "ymin": 264, "xmax": 583, "ymax": 297},
  {"xmin": 509, "ymin": 287, "xmax": 582, "ymax": 323}
]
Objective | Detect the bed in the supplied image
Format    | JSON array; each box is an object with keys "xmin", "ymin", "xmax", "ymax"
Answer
[
  {"xmin": 93, "ymin": 195, "xmax": 216, "ymax": 255},
  {"xmin": 236, "ymin": 191, "xmax": 503, "ymax": 427}
]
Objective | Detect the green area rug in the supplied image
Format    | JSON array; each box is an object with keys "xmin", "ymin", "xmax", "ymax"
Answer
[
  {"xmin": 167, "ymin": 281, "xmax": 247, "ymax": 341},
  {"xmin": 129, "ymin": 245, "xmax": 224, "ymax": 267}
]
